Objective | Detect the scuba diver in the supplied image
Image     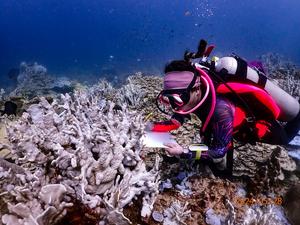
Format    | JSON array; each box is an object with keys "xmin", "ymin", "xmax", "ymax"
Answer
[{"xmin": 149, "ymin": 39, "xmax": 300, "ymax": 174}]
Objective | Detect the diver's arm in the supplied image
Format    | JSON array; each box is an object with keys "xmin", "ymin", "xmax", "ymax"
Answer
[
  {"xmin": 180, "ymin": 98, "xmax": 234, "ymax": 160},
  {"xmin": 206, "ymin": 99, "xmax": 234, "ymax": 159},
  {"xmin": 151, "ymin": 113, "xmax": 191, "ymax": 132}
]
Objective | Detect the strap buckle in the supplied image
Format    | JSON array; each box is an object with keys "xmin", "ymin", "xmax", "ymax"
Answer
[
  {"xmin": 188, "ymin": 144, "xmax": 208, "ymax": 160},
  {"xmin": 246, "ymin": 117, "xmax": 255, "ymax": 123}
]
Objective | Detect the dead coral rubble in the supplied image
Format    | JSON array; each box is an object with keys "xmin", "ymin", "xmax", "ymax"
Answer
[
  {"xmin": 0, "ymin": 87, "xmax": 160, "ymax": 225},
  {"xmin": 148, "ymin": 176, "xmax": 244, "ymax": 225}
]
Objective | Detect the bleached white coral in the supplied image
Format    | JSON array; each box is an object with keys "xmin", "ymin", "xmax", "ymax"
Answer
[
  {"xmin": 116, "ymin": 76, "xmax": 146, "ymax": 108},
  {"xmin": 0, "ymin": 163, "xmax": 71, "ymax": 225},
  {"xmin": 102, "ymin": 156, "xmax": 160, "ymax": 224},
  {"xmin": 242, "ymin": 205, "xmax": 290, "ymax": 225},
  {"xmin": 163, "ymin": 201, "xmax": 191, "ymax": 225},
  {"xmin": 1, "ymin": 87, "xmax": 160, "ymax": 224}
]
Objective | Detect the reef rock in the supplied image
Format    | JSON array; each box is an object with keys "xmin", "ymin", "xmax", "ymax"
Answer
[
  {"xmin": 234, "ymin": 143, "xmax": 296, "ymax": 178},
  {"xmin": 283, "ymin": 183, "xmax": 300, "ymax": 225},
  {"xmin": 234, "ymin": 143, "xmax": 297, "ymax": 195}
]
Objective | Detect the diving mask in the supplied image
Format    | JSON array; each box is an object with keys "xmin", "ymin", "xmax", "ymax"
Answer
[{"xmin": 160, "ymin": 90, "xmax": 190, "ymax": 109}]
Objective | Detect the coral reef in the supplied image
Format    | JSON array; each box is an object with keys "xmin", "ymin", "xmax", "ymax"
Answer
[
  {"xmin": 0, "ymin": 64, "xmax": 299, "ymax": 225},
  {"xmin": 0, "ymin": 89, "xmax": 5, "ymax": 101},
  {"xmin": 283, "ymin": 183, "xmax": 300, "ymax": 225},
  {"xmin": 261, "ymin": 53, "xmax": 300, "ymax": 98},
  {"xmin": 149, "ymin": 176, "xmax": 244, "ymax": 225},
  {"xmin": 233, "ymin": 143, "xmax": 297, "ymax": 195},
  {"xmin": 119, "ymin": 73, "xmax": 166, "ymax": 121},
  {"xmin": 116, "ymin": 76, "xmax": 146, "ymax": 109},
  {"xmin": 0, "ymin": 87, "xmax": 160, "ymax": 224},
  {"xmin": 242, "ymin": 205, "xmax": 290, "ymax": 225},
  {"xmin": 9, "ymin": 62, "xmax": 75, "ymax": 99},
  {"xmin": 233, "ymin": 143, "xmax": 296, "ymax": 179}
]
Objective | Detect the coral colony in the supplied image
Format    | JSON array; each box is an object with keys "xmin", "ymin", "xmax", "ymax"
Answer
[
  {"xmin": 0, "ymin": 55, "xmax": 299, "ymax": 225},
  {"xmin": 1, "ymin": 88, "xmax": 160, "ymax": 224}
]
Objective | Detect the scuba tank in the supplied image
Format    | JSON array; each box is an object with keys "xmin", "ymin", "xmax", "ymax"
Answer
[{"xmin": 213, "ymin": 56, "xmax": 300, "ymax": 122}]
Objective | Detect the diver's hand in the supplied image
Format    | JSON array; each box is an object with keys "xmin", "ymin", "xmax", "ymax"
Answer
[{"xmin": 163, "ymin": 142, "xmax": 184, "ymax": 156}]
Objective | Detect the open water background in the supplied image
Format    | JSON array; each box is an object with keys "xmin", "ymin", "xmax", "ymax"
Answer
[{"xmin": 0, "ymin": 0, "xmax": 300, "ymax": 87}]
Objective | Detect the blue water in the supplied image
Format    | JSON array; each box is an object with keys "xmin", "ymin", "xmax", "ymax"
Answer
[{"xmin": 1, "ymin": 0, "xmax": 300, "ymax": 88}]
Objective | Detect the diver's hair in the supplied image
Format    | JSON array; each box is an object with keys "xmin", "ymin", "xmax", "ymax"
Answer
[{"xmin": 164, "ymin": 60, "xmax": 195, "ymax": 73}]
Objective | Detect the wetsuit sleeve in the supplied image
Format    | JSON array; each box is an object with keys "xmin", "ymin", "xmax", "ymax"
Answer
[
  {"xmin": 207, "ymin": 99, "xmax": 234, "ymax": 159},
  {"xmin": 180, "ymin": 99, "xmax": 234, "ymax": 160},
  {"xmin": 152, "ymin": 113, "xmax": 190, "ymax": 132}
]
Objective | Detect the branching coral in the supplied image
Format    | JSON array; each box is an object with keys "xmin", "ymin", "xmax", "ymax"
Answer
[
  {"xmin": 102, "ymin": 156, "xmax": 160, "ymax": 224},
  {"xmin": 163, "ymin": 201, "xmax": 191, "ymax": 225},
  {"xmin": 242, "ymin": 205, "xmax": 290, "ymax": 225},
  {"xmin": 119, "ymin": 73, "xmax": 166, "ymax": 121},
  {"xmin": 116, "ymin": 76, "xmax": 146, "ymax": 109},
  {"xmin": 0, "ymin": 87, "xmax": 160, "ymax": 224},
  {"xmin": 0, "ymin": 162, "xmax": 71, "ymax": 225}
]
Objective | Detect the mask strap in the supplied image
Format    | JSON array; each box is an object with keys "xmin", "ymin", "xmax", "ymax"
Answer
[{"xmin": 174, "ymin": 66, "xmax": 216, "ymax": 133}]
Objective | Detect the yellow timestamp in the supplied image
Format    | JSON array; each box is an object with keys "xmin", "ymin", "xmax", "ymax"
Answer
[{"xmin": 235, "ymin": 197, "xmax": 283, "ymax": 206}]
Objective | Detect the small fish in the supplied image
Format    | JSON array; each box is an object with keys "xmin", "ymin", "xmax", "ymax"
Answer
[
  {"xmin": 184, "ymin": 10, "xmax": 191, "ymax": 16},
  {"xmin": 194, "ymin": 23, "xmax": 202, "ymax": 27}
]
